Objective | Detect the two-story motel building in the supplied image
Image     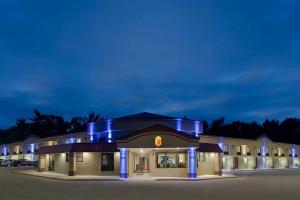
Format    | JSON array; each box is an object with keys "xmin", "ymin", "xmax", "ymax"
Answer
[{"xmin": 0, "ymin": 112, "xmax": 299, "ymax": 178}]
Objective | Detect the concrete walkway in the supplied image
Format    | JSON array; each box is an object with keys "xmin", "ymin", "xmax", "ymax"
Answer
[{"xmin": 14, "ymin": 169, "xmax": 236, "ymax": 181}]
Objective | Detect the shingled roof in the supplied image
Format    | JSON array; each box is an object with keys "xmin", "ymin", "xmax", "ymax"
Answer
[
  {"xmin": 115, "ymin": 112, "xmax": 175, "ymax": 120},
  {"xmin": 116, "ymin": 124, "xmax": 199, "ymax": 141}
]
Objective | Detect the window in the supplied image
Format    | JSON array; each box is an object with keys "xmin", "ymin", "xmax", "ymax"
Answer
[
  {"xmin": 224, "ymin": 145, "xmax": 228, "ymax": 152},
  {"xmin": 246, "ymin": 147, "xmax": 251, "ymax": 155},
  {"xmin": 178, "ymin": 153, "xmax": 186, "ymax": 168},
  {"xmin": 156, "ymin": 152, "xmax": 187, "ymax": 168},
  {"xmin": 274, "ymin": 149, "xmax": 278, "ymax": 156},
  {"xmin": 236, "ymin": 146, "xmax": 241, "ymax": 155},
  {"xmin": 199, "ymin": 152, "xmax": 206, "ymax": 162},
  {"xmin": 76, "ymin": 153, "xmax": 83, "ymax": 162},
  {"xmin": 101, "ymin": 153, "xmax": 114, "ymax": 171},
  {"xmin": 257, "ymin": 147, "xmax": 261, "ymax": 153},
  {"xmin": 77, "ymin": 138, "xmax": 81, "ymax": 143},
  {"xmin": 266, "ymin": 147, "xmax": 269, "ymax": 156}
]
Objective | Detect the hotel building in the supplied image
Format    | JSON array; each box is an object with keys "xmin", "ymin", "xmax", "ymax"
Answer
[{"xmin": 0, "ymin": 112, "xmax": 299, "ymax": 178}]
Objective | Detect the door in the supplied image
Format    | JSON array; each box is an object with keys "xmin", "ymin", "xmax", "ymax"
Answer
[
  {"xmin": 234, "ymin": 157, "xmax": 238, "ymax": 170},
  {"xmin": 134, "ymin": 154, "xmax": 149, "ymax": 173}
]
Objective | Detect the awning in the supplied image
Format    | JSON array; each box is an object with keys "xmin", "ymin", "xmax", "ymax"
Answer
[
  {"xmin": 37, "ymin": 143, "xmax": 118, "ymax": 154},
  {"xmin": 198, "ymin": 143, "xmax": 223, "ymax": 153}
]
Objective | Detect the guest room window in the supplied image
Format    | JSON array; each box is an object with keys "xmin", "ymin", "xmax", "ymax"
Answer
[{"xmin": 236, "ymin": 146, "xmax": 241, "ymax": 153}]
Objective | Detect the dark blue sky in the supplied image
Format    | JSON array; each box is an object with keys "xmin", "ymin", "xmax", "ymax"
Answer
[{"xmin": 1, "ymin": 0, "xmax": 300, "ymax": 128}]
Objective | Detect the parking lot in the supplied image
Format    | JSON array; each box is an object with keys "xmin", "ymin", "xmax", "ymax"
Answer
[{"xmin": 0, "ymin": 167, "xmax": 300, "ymax": 200}]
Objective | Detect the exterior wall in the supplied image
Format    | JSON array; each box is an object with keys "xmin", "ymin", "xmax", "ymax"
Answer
[
  {"xmin": 76, "ymin": 153, "xmax": 101, "ymax": 175},
  {"xmin": 198, "ymin": 153, "xmax": 218, "ymax": 175},
  {"xmin": 76, "ymin": 152, "xmax": 119, "ymax": 176},
  {"xmin": 54, "ymin": 153, "xmax": 69, "ymax": 174},
  {"xmin": 222, "ymin": 156, "xmax": 234, "ymax": 170},
  {"xmin": 200, "ymin": 135, "xmax": 300, "ymax": 171}
]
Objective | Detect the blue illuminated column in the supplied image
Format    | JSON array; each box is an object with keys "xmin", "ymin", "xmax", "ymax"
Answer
[
  {"xmin": 120, "ymin": 148, "xmax": 128, "ymax": 178},
  {"xmin": 188, "ymin": 147, "xmax": 197, "ymax": 178}
]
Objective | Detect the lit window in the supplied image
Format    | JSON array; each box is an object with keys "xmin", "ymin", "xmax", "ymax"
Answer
[
  {"xmin": 224, "ymin": 145, "xmax": 228, "ymax": 152},
  {"xmin": 156, "ymin": 153, "xmax": 186, "ymax": 168},
  {"xmin": 77, "ymin": 139, "xmax": 81, "ymax": 143},
  {"xmin": 236, "ymin": 146, "xmax": 241, "ymax": 153},
  {"xmin": 178, "ymin": 153, "xmax": 186, "ymax": 168},
  {"xmin": 246, "ymin": 147, "xmax": 251, "ymax": 153},
  {"xmin": 257, "ymin": 147, "xmax": 261, "ymax": 153}
]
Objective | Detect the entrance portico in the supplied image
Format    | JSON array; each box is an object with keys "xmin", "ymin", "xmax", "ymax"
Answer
[{"xmin": 116, "ymin": 124, "xmax": 201, "ymax": 178}]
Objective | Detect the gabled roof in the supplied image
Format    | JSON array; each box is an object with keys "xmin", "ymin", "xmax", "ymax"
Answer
[
  {"xmin": 115, "ymin": 112, "xmax": 175, "ymax": 120},
  {"xmin": 116, "ymin": 124, "xmax": 198, "ymax": 141}
]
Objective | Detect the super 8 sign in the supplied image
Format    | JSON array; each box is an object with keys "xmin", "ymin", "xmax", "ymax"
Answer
[{"xmin": 154, "ymin": 136, "xmax": 162, "ymax": 147}]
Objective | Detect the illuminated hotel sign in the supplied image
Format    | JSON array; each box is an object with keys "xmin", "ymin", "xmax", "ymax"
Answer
[{"xmin": 154, "ymin": 136, "xmax": 162, "ymax": 147}]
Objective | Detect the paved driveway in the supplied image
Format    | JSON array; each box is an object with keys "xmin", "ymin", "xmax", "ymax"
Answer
[{"xmin": 0, "ymin": 167, "xmax": 300, "ymax": 200}]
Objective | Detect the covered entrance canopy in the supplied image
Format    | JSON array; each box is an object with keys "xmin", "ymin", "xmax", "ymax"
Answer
[
  {"xmin": 37, "ymin": 143, "xmax": 118, "ymax": 154},
  {"xmin": 198, "ymin": 143, "xmax": 223, "ymax": 153},
  {"xmin": 116, "ymin": 124, "xmax": 201, "ymax": 178}
]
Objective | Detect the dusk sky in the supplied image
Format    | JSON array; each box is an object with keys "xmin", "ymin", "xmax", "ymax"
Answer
[{"xmin": 1, "ymin": 0, "xmax": 300, "ymax": 128}]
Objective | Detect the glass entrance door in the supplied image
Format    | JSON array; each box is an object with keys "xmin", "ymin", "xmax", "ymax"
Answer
[{"xmin": 134, "ymin": 154, "xmax": 149, "ymax": 173}]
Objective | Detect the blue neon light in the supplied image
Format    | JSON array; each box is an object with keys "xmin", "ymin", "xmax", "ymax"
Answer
[
  {"xmin": 194, "ymin": 121, "xmax": 200, "ymax": 137},
  {"xmin": 69, "ymin": 138, "xmax": 76, "ymax": 144},
  {"xmin": 188, "ymin": 147, "xmax": 197, "ymax": 178},
  {"xmin": 292, "ymin": 149, "xmax": 296, "ymax": 157},
  {"xmin": 107, "ymin": 119, "xmax": 112, "ymax": 142},
  {"xmin": 261, "ymin": 146, "xmax": 266, "ymax": 156},
  {"xmin": 176, "ymin": 118, "xmax": 182, "ymax": 131},
  {"xmin": 88, "ymin": 123, "xmax": 95, "ymax": 141},
  {"xmin": 120, "ymin": 148, "xmax": 128, "ymax": 178},
  {"xmin": 30, "ymin": 144, "xmax": 35, "ymax": 154},
  {"xmin": 3, "ymin": 147, "xmax": 7, "ymax": 156}
]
